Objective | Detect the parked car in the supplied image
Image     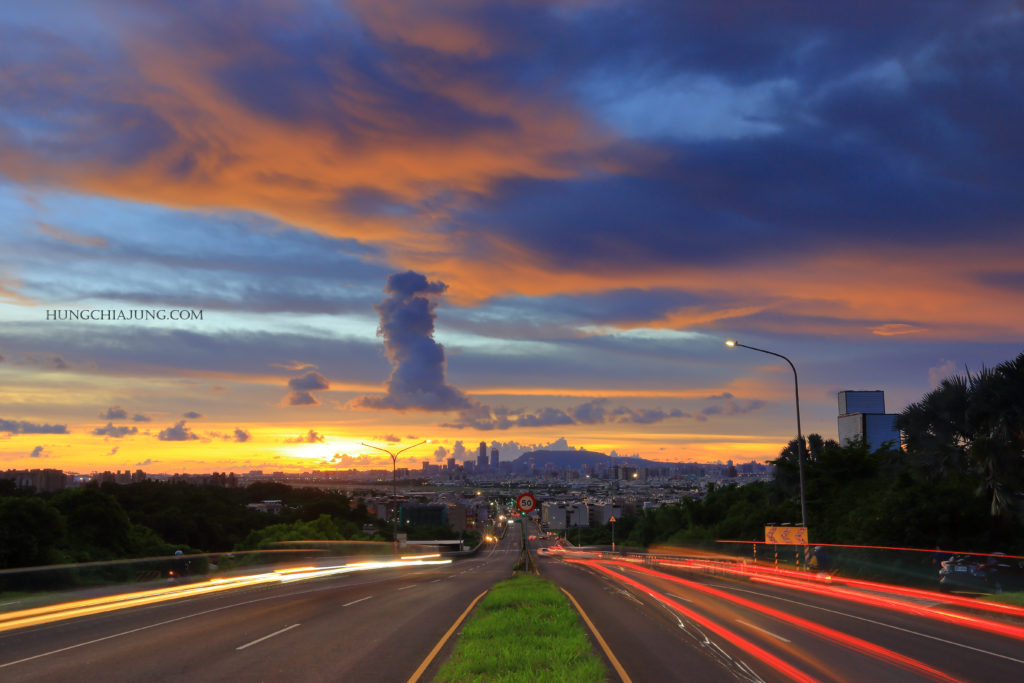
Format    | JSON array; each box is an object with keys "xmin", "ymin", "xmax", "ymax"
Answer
[{"xmin": 938, "ymin": 553, "xmax": 1024, "ymax": 593}]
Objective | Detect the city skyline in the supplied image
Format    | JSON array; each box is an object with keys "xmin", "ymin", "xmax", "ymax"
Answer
[{"xmin": 2, "ymin": 2, "xmax": 1023, "ymax": 473}]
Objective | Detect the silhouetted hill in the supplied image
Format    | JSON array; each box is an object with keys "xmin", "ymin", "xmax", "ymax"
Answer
[{"xmin": 511, "ymin": 449, "xmax": 676, "ymax": 470}]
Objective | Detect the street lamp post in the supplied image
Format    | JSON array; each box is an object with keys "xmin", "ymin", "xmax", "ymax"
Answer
[
  {"xmin": 725, "ymin": 340, "xmax": 808, "ymax": 528},
  {"xmin": 361, "ymin": 440, "xmax": 430, "ymax": 552}
]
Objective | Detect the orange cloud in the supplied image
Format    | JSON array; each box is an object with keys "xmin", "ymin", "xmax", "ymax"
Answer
[
  {"xmin": 348, "ymin": 0, "xmax": 502, "ymax": 57},
  {"xmin": 4, "ymin": 8, "xmax": 1021, "ymax": 349},
  {"xmin": 402, "ymin": 237, "xmax": 1024, "ymax": 342},
  {"xmin": 872, "ymin": 323, "xmax": 927, "ymax": 336}
]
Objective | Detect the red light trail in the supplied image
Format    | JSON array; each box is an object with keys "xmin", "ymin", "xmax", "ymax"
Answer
[
  {"xmin": 569, "ymin": 559, "xmax": 821, "ymax": 683},
  {"xmin": 596, "ymin": 560, "xmax": 959, "ymax": 683}
]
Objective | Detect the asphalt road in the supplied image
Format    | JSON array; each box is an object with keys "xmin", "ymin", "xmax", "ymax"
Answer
[
  {"xmin": 6, "ymin": 523, "xmax": 1023, "ymax": 683},
  {"xmin": 0, "ymin": 530, "xmax": 520, "ymax": 682},
  {"xmin": 534, "ymin": 534, "xmax": 1024, "ymax": 682}
]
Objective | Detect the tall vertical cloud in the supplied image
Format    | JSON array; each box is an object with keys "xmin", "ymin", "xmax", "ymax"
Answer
[{"xmin": 353, "ymin": 271, "xmax": 472, "ymax": 411}]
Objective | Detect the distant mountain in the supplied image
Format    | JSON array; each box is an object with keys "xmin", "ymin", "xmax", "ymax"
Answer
[{"xmin": 511, "ymin": 449, "xmax": 678, "ymax": 470}]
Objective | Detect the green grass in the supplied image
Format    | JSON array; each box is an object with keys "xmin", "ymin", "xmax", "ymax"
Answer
[
  {"xmin": 980, "ymin": 591, "xmax": 1024, "ymax": 607},
  {"xmin": 434, "ymin": 574, "xmax": 608, "ymax": 683}
]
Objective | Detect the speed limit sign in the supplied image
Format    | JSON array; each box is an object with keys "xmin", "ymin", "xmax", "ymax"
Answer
[{"xmin": 516, "ymin": 492, "xmax": 536, "ymax": 513}]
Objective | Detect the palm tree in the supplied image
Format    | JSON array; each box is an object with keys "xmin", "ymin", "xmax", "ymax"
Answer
[
  {"xmin": 897, "ymin": 374, "xmax": 972, "ymax": 479},
  {"xmin": 899, "ymin": 353, "xmax": 1024, "ymax": 520},
  {"xmin": 964, "ymin": 363, "xmax": 1024, "ymax": 519}
]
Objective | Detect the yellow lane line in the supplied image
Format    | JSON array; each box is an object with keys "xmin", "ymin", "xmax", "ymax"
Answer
[
  {"xmin": 560, "ymin": 587, "xmax": 633, "ymax": 683},
  {"xmin": 406, "ymin": 589, "xmax": 488, "ymax": 683}
]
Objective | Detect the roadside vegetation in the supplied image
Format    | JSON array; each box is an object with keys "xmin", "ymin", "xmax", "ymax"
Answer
[
  {"xmin": 561, "ymin": 352, "xmax": 1024, "ymax": 585},
  {"xmin": 982, "ymin": 592, "xmax": 1024, "ymax": 608},
  {"xmin": 434, "ymin": 574, "xmax": 606, "ymax": 683},
  {"xmin": 0, "ymin": 481, "xmax": 420, "ymax": 592}
]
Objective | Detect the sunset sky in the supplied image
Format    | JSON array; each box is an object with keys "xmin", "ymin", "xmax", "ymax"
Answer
[{"xmin": 2, "ymin": 1, "xmax": 1022, "ymax": 474}]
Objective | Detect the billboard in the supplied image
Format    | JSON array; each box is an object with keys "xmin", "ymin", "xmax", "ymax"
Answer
[{"xmin": 764, "ymin": 526, "xmax": 808, "ymax": 544}]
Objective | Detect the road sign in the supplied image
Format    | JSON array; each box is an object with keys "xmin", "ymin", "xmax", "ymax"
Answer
[
  {"xmin": 516, "ymin": 492, "xmax": 536, "ymax": 514},
  {"xmin": 608, "ymin": 516, "xmax": 616, "ymax": 523},
  {"xmin": 764, "ymin": 525, "xmax": 808, "ymax": 544}
]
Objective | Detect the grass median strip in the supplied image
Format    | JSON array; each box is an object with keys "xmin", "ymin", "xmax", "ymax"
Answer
[{"xmin": 433, "ymin": 575, "xmax": 607, "ymax": 683}]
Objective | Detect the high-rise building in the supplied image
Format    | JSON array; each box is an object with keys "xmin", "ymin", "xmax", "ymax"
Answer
[
  {"xmin": 446, "ymin": 457, "xmax": 456, "ymax": 471},
  {"xmin": 490, "ymin": 447, "xmax": 499, "ymax": 468},
  {"xmin": 477, "ymin": 441, "xmax": 488, "ymax": 469},
  {"xmin": 837, "ymin": 390, "xmax": 901, "ymax": 451}
]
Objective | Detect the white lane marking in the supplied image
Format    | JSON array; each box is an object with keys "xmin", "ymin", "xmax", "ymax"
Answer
[
  {"xmin": 236, "ymin": 623, "xmax": 300, "ymax": 651},
  {"xmin": 735, "ymin": 619, "xmax": 791, "ymax": 643},
  {"xmin": 0, "ymin": 575, "xmax": 397, "ymax": 669},
  {"xmin": 667, "ymin": 593, "xmax": 695, "ymax": 604},
  {"xmin": 342, "ymin": 596, "xmax": 373, "ymax": 607},
  {"xmin": 398, "ymin": 585, "xmax": 415, "ymax": 591},
  {"xmin": 431, "ymin": 579, "xmax": 441, "ymax": 583},
  {"xmin": 721, "ymin": 585, "xmax": 1024, "ymax": 666}
]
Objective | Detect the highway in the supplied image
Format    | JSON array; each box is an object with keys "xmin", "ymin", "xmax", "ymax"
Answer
[
  {"xmin": 5, "ymin": 520, "xmax": 1024, "ymax": 682},
  {"xmin": 0, "ymin": 530, "xmax": 519, "ymax": 682},
  {"xmin": 533, "ymin": 531, "xmax": 1024, "ymax": 682}
]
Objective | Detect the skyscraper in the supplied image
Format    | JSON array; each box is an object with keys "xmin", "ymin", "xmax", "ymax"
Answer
[
  {"xmin": 477, "ymin": 441, "xmax": 488, "ymax": 469},
  {"xmin": 837, "ymin": 390, "xmax": 901, "ymax": 451},
  {"xmin": 490, "ymin": 447, "xmax": 499, "ymax": 469}
]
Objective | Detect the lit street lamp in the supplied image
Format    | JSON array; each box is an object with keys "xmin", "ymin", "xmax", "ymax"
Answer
[
  {"xmin": 361, "ymin": 439, "xmax": 430, "ymax": 552},
  {"xmin": 725, "ymin": 340, "xmax": 808, "ymax": 528}
]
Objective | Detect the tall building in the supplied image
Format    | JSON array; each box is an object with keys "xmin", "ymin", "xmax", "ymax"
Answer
[
  {"xmin": 477, "ymin": 441, "xmax": 488, "ymax": 469},
  {"xmin": 1, "ymin": 468, "xmax": 68, "ymax": 492},
  {"xmin": 837, "ymin": 390, "xmax": 901, "ymax": 451},
  {"xmin": 490, "ymin": 447, "xmax": 499, "ymax": 468},
  {"xmin": 446, "ymin": 457, "xmax": 456, "ymax": 471}
]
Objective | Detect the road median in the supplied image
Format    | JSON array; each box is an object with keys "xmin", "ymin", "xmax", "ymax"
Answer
[{"xmin": 432, "ymin": 574, "xmax": 607, "ymax": 682}]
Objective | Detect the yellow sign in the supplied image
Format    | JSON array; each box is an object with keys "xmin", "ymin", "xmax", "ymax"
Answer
[{"xmin": 764, "ymin": 526, "xmax": 808, "ymax": 544}]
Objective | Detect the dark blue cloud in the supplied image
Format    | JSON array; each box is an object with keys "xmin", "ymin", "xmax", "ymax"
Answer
[
  {"xmin": 487, "ymin": 289, "xmax": 703, "ymax": 328},
  {"xmin": 0, "ymin": 24, "xmax": 174, "ymax": 167},
  {"xmin": 92, "ymin": 422, "xmax": 138, "ymax": 438},
  {"xmin": 443, "ymin": 398, "xmax": 691, "ymax": 431},
  {"xmin": 100, "ymin": 406, "xmax": 128, "ymax": 420},
  {"xmin": 284, "ymin": 429, "xmax": 325, "ymax": 444},
  {"xmin": 0, "ymin": 418, "xmax": 68, "ymax": 434},
  {"xmin": 411, "ymin": 0, "xmax": 1023, "ymax": 271},
  {"xmin": 288, "ymin": 372, "xmax": 330, "ymax": 391},
  {"xmin": 157, "ymin": 420, "xmax": 198, "ymax": 441},
  {"xmin": 285, "ymin": 371, "xmax": 330, "ymax": 407},
  {"xmin": 0, "ymin": 325, "xmax": 388, "ymax": 384}
]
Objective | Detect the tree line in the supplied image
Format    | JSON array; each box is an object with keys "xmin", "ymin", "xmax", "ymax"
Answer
[
  {"xmin": 0, "ymin": 481, "xmax": 380, "ymax": 588},
  {"xmin": 575, "ymin": 352, "xmax": 1024, "ymax": 559}
]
